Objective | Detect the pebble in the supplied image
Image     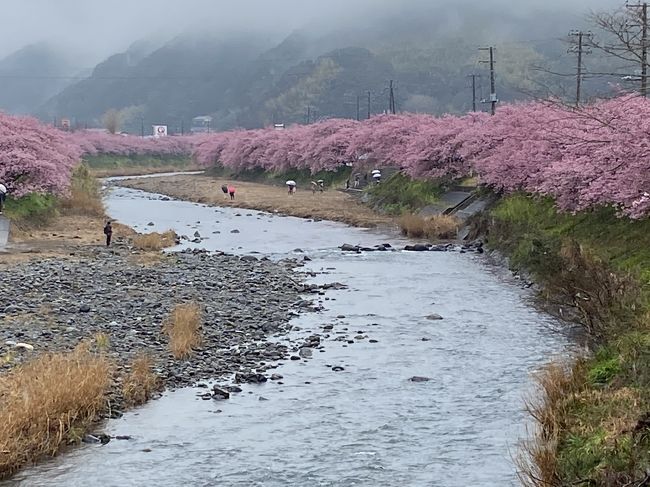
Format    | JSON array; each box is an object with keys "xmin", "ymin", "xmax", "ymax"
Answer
[{"xmin": 0, "ymin": 248, "xmax": 326, "ymax": 412}]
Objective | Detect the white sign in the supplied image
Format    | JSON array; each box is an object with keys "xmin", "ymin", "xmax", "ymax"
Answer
[{"xmin": 153, "ymin": 125, "xmax": 168, "ymax": 137}]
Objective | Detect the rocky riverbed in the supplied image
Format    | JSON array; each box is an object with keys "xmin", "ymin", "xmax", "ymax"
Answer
[{"xmin": 0, "ymin": 244, "xmax": 337, "ymax": 414}]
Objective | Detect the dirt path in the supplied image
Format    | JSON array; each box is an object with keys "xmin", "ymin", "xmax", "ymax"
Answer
[
  {"xmin": 120, "ymin": 174, "xmax": 395, "ymax": 229},
  {"xmin": 1, "ymin": 215, "xmax": 135, "ymax": 266}
]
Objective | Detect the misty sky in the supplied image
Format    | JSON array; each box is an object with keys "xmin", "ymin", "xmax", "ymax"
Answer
[{"xmin": 0, "ymin": 0, "xmax": 623, "ymax": 66}]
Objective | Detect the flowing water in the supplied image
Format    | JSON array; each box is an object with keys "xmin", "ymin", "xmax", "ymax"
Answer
[{"xmin": 7, "ymin": 185, "xmax": 570, "ymax": 487}]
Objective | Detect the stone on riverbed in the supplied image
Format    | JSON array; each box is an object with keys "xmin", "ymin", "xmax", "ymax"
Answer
[
  {"xmin": 212, "ymin": 387, "xmax": 230, "ymax": 400},
  {"xmin": 299, "ymin": 347, "xmax": 313, "ymax": 359},
  {"xmin": 234, "ymin": 372, "xmax": 267, "ymax": 384},
  {"xmin": 339, "ymin": 244, "xmax": 360, "ymax": 252},
  {"xmin": 0, "ymin": 248, "xmax": 308, "ymax": 405},
  {"xmin": 409, "ymin": 376, "xmax": 432, "ymax": 382},
  {"xmin": 404, "ymin": 244, "xmax": 430, "ymax": 252},
  {"xmin": 425, "ymin": 314, "xmax": 444, "ymax": 321}
]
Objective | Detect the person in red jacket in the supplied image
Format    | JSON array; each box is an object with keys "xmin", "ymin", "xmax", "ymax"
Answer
[{"xmin": 227, "ymin": 185, "xmax": 236, "ymax": 200}]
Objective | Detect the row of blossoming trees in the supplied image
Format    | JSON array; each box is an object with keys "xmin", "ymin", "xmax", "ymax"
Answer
[
  {"xmin": 193, "ymin": 95, "xmax": 650, "ymax": 219},
  {"xmin": 0, "ymin": 114, "xmax": 82, "ymax": 197},
  {"xmin": 0, "ymin": 120, "xmax": 199, "ymax": 197},
  {"xmin": 2, "ymin": 94, "xmax": 649, "ymax": 218}
]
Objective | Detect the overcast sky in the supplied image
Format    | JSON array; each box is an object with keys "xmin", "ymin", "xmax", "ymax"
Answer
[{"xmin": 0, "ymin": 0, "xmax": 623, "ymax": 66}]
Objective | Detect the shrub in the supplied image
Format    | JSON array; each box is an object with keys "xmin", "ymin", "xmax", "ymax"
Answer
[
  {"xmin": 162, "ymin": 302, "xmax": 203, "ymax": 360},
  {"xmin": 132, "ymin": 230, "xmax": 177, "ymax": 251},
  {"xmin": 58, "ymin": 164, "xmax": 105, "ymax": 217},
  {"xmin": 399, "ymin": 214, "xmax": 460, "ymax": 240},
  {"xmin": 4, "ymin": 193, "xmax": 58, "ymax": 226},
  {"xmin": 0, "ymin": 345, "xmax": 111, "ymax": 478},
  {"xmin": 368, "ymin": 173, "xmax": 443, "ymax": 213},
  {"xmin": 122, "ymin": 354, "xmax": 162, "ymax": 407}
]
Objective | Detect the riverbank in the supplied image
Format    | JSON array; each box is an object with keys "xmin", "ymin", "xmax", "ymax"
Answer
[
  {"xmin": 480, "ymin": 195, "xmax": 650, "ymax": 486},
  {"xmin": 8, "ymin": 183, "xmax": 569, "ymax": 486},
  {"xmin": 0, "ymin": 167, "xmax": 325, "ymax": 477},
  {"xmin": 118, "ymin": 173, "xmax": 395, "ymax": 228},
  {"xmin": 0, "ymin": 239, "xmax": 327, "ymax": 477},
  {"xmin": 84, "ymin": 154, "xmax": 199, "ymax": 178}
]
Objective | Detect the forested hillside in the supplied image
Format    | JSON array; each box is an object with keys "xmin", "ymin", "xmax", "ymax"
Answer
[{"xmin": 9, "ymin": 2, "xmax": 620, "ymax": 131}]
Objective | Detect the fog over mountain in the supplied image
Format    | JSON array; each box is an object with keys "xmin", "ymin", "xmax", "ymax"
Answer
[
  {"xmin": 0, "ymin": 0, "xmax": 620, "ymax": 63},
  {"xmin": 0, "ymin": 0, "xmax": 627, "ymax": 129}
]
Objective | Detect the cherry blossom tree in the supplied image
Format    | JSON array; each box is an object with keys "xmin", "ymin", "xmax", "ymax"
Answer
[{"xmin": 0, "ymin": 114, "xmax": 82, "ymax": 196}]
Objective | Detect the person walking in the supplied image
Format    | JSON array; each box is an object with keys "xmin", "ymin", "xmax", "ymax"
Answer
[
  {"xmin": 103, "ymin": 220, "xmax": 113, "ymax": 247},
  {"xmin": 228, "ymin": 185, "xmax": 236, "ymax": 200},
  {"xmin": 0, "ymin": 183, "xmax": 6, "ymax": 214},
  {"xmin": 221, "ymin": 184, "xmax": 229, "ymax": 199},
  {"xmin": 311, "ymin": 181, "xmax": 318, "ymax": 194}
]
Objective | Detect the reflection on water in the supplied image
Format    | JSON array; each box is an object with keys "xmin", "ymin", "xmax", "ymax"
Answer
[{"xmin": 6, "ymin": 187, "xmax": 569, "ymax": 487}]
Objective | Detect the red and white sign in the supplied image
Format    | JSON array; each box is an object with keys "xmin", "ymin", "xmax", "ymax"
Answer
[{"xmin": 153, "ymin": 125, "xmax": 168, "ymax": 137}]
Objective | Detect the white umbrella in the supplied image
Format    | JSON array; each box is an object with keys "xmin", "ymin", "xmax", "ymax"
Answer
[
  {"xmin": 286, "ymin": 180, "xmax": 296, "ymax": 186},
  {"xmin": 373, "ymin": 173, "xmax": 382, "ymax": 179},
  {"xmin": 371, "ymin": 169, "xmax": 381, "ymax": 175}
]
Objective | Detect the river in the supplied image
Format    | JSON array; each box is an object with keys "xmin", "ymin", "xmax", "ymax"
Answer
[{"xmin": 7, "ymin": 184, "xmax": 570, "ymax": 487}]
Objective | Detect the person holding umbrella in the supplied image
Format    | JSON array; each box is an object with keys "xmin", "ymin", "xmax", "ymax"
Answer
[
  {"xmin": 286, "ymin": 180, "xmax": 297, "ymax": 195},
  {"xmin": 0, "ymin": 183, "xmax": 7, "ymax": 214}
]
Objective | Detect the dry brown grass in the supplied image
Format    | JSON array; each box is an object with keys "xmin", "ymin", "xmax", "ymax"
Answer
[
  {"xmin": 517, "ymin": 360, "xmax": 585, "ymax": 487},
  {"xmin": 399, "ymin": 213, "xmax": 460, "ymax": 240},
  {"xmin": 120, "ymin": 175, "xmax": 395, "ymax": 228},
  {"xmin": 59, "ymin": 188, "xmax": 105, "ymax": 217},
  {"xmin": 122, "ymin": 355, "xmax": 162, "ymax": 407},
  {"xmin": 162, "ymin": 302, "xmax": 203, "ymax": 360},
  {"xmin": 0, "ymin": 344, "xmax": 111, "ymax": 478},
  {"xmin": 131, "ymin": 230, "xmax": 177, "ymax": 251}
]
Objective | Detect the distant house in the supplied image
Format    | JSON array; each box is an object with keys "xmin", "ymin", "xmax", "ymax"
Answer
[{"xmin": 191, "ymin": 116, "xmax": 213, "ymax": 133}]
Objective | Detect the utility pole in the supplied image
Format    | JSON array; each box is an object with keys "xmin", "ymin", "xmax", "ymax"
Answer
[
  {"xmin": 388, "ymin": 80, "xmax": 396, "ymax": 114},
  {"xmin": 467, "ymin": 74, "xmax": 480, "ymax": 112},
  {"xmin": 641, "ymin": 2, "xmax": 648, "ymax": 97},
  {"xmin": 479, "ymin": 47, "xmax": 497, "ymax": 115},
  {"xmin": 568, "ymin": 30, "xmax": 593, "ymax": 107},
  {"xmin": 356, "ymin": 95, "xmax": 360, "ymax": 121},
  {"xmin": 140, "ymin": 117, "xmax": 144, "ymax": 137},
  {"xmin": 306, "ymin": 105, "xmax": 311, "ymax": 124},
  {"xmin": 367, "ymin": 91, "xmax": 371, "ymax": 119},
  {"xmin": 627, "ymin": 2, "xmax": 649, "ymax": 96},
  {"xmin": 181, "ymin": 119, "xmax": 185, "ymax": 136}
]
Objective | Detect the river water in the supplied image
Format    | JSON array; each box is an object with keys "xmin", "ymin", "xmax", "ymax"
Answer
[{"xmin": 7, "ymin": 185, "xmax": 570, "ymax": 487}]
